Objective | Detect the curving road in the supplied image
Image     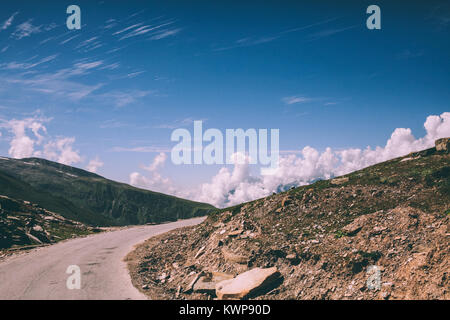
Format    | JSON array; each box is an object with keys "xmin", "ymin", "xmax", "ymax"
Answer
[{"xmin": 0, "ymin": 217, "xmax": 205, "ymax": 300}]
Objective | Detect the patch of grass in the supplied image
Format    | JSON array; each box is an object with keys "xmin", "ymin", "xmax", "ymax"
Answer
[{"xmin": 334, "ymin": 230, "xmax": 347, "ymax": 239}]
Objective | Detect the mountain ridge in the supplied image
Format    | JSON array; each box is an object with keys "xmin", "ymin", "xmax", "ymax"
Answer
[{"xmin": 0, "ymin": 156, "xmax": 214, "ymax": 227}]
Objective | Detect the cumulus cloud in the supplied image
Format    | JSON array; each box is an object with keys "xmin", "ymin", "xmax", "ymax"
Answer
[
  {"xmin": 129, "ymin": 152, "xmax": 179, "ymax": 195},
  {"xmin": 129, "ymin": 112, "xmax": 450, "ymax": 208},
  {"xmin": 86, "ymin": 157, "xmax": 104, "ymax": 173},
  {"xmin": 0, "ymin": 116, "xmax": 82, "ymax": 165},
  {"xmin": 142, "ymin": 152, "xmax": 167, "ymax": 171},
  {"xmin": 42, "ymin": 137, "xmax": 81, "ymax": 165},
  {"xmin": 3, "ymin": 118, "xmax": 47, "ymax": 158}
]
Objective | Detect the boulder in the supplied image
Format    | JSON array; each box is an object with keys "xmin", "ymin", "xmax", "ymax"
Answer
[
  {"xmin": 286, "ymin": 253, "xmax": 300, "ymax": 265},
  {"xmin": 194, "ymin": 246, "xmax": 205, "ymax": 259},
  {"xmin": 215, "ymin": 267, "xmax": 281, "ymax": 300},
  {"xmin": 32, "ymin": 225, "xmax": 43, "ymax": 232},
  {"xmin": 193, "ymin": 276, "xmax": 217, "ymax": 294},
  {"xmin": 435, "ymin": 138, "xmax": 450, "ymax": 152},
  {"xmin": 227, "ymin": 229, "xmax": 243, "ymax": 238},
  {"xmin": 281, "ymin": 196, "xmax": 292, "ymax": 207},
  {"xmin": 331, "ymin": 177, "xmax": 349, "ymax": 185},
  {"xmin": 342, "ymin": 214, "xmax": 370, "ymax": 236},
  {"xmin": 193, "ymin": 272, "xmax": 234, "ymax": 295},
  {"xmin": 221, "ymin": 248, "xmax": 248, "ymax": 264}
]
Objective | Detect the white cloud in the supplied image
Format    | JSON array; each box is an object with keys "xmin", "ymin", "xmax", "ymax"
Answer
[
  {"xmin": 42, "ymin": 137, "xmax": 81, "ymax": 165},
  {"xmin": 128, "ymin": 112, "xmax": 450, "ymax": 208},
  {"xmin": 0, "ymin": 54, "xmax": 58, "ymax": 71},
  {"xmin": 1, "ymin": 12, "xmax": 18, "ymax": 31},
  {"xmin": 99, "ymin": 89, "xmax": 153, "ymax": 108},
  {"xmin": 150, "ymin": 28, "xmax": 182, "ymax": 40},
  {"xmin": 142, "ymin": 152, "xmax": 167, "ymax": 171},
  {"xmin": 282, "ymin": 96, "xmax": 312, "ymax": 105},
  {"xmin": 129, "ymin": 152, "xmax": 180, "ymax": 195},
  {"xmin": 11, "ymin": 20, "xmax": 42, "ymax": 39},
  {"xmin": 86, "ymin": 157, "xmax": 104, "ymax": 173},
  {"xmin": 0, "ymin": 116, "xmax": 82, "ymax": 166},
  {"xmin": 111, "ymin": 146, "xmax": 171, "ymax": 153},
  {"xmin": 114, "ymin": 21, "xmax": 178, "ymax": 41},
  {"xmin": 2, "ymin": 118, "xmax": 47, "ymax": 158}
]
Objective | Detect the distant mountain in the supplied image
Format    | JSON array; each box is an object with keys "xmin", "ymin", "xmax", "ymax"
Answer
[{"xmin": 0, "ymin": 157, "xmax": 214, "ymax": 226}]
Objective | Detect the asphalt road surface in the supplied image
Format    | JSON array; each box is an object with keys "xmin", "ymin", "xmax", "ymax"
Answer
[{"xmin": 0, "ymin": 217, "xmax": 205, "ymax": 300}]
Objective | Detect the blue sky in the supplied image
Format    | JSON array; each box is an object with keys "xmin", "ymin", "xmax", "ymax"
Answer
[{"xmin": 0, "ymin": 0, "xmax": 449, "ymax": 206}]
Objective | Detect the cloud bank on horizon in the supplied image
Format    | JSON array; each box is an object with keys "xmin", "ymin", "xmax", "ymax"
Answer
[
  {"xmin": 0, "ymin": 112, "xmax": 448, "ymax": 207},
  {"xmin": 129, "ymin": 112, "xmax": 450, "ymax": 207}
]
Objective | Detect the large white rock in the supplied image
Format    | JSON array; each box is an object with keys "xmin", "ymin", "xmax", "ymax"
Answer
[{"xmin": 215, "ymin": 267, "xmax": 280, "ymax": 300}]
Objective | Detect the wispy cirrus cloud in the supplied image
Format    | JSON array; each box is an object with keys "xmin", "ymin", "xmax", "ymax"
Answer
[
  {"xmin": 307, "ymin": 25, "xmax": 357, "ymax": 41},
  {"xmin": 149, "ymin": 27, "xmax": 182, "ymax": 40},
  {"xmin": 59, "ymin": 34, "xmax": 81, "ymax": 45},
  {"xmin": 154, "ymin": 117, "xmax": 207, "ymax": 129},
  {"xmin": 99, "ymin": 119, "xmax": 129, "ymax": 129},
  {"xmin": 111, "ymin": 146, "xmax": 171, "ymax": 153},
  {"xmin": 0, "ymin": 54, "xmax": 58, "ymax": 71},
  {"xmin": 11, "ymin": 19, "xmax": 43, "ymax": 39},
  {"xmin": 213, "ymin": 17, "xmax": 341, "ymax": 52},
  {"xmin": 99, "ymin": 89, "xmax": 155, "ymax": 108},
  {"xmin": 282, "ymin": 96, "xmax": 313, "ymax": 105},
  {"xmin": 112, "ymin": 18, "xmax": 181, "ymax": 41},
  {"xmin": 1, "ymin": 12, "xmax": 19, "ymax": 31},
  {"xmin": 75, "ymin": 36, "xmax": 104, "ymax": 52}
]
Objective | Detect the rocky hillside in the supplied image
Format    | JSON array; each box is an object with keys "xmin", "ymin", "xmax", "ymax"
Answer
[
  {"xmin": 0, "ymin": 157, "xmax": 214, "ymax": 226},
  {"xmin": 0, "ymin": 195, "xmax": 98, "ymax": 252},
  {"xmin": 127, "ymin": 138, "xmax": 450, "ymax": 300}
]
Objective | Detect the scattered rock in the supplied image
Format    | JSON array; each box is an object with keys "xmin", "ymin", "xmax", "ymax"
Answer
[
  {"xmin": 281, "ymin": 196, "xmax": 292, "ymax": 207},
  {"xmin": 194, "ymin": 246, "xmax": 205, "ymax": 259},
  {"xmin": 285, "ymin": 253, "xmax": 300, "ymax": 265},
  {"xmin": 32, "ymin": 225, "xmax": 43, "ymax": 232},
  {"xmin": 193, "ymin": 276, "xmax": 217, "ymax": 294},
  {"xmin": 193, "ymin": 272, "xmax": 234, "ymax": 295},
  {"xmin": 215, "ymin": 267, "xmax": 281, "ymax": 300},
  {"xmin": 184, "ymin": 272, "xmax": 204, "ymax": 293},
  {"xmin": 221, "ymin": 248, "xmax": 248, "ymax": 264},
  {"xmin": 227, "ymin": 229, "xmax": 243, "ymax": 238},
  {"xmin": 331, "ymin": 177, "xmax": 349, "ymax": 185},
  {"xmin": 342, "ymin": 214, "xmax": 370, "ymax": 236},
  {"xmin": 435, "ymin": 137, "xmax": 450, "ymax": 152}
]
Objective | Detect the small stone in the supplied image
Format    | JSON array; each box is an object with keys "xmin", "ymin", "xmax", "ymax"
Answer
[
  {"xmin": 331, "ymin": 177, "xmax": 349, "ymax": 185},
  {"xmin": 194, "ymin": 246, "xmax": 206, "ymax": 259},
  {"xmin": 221, "ymin": 248, "xmax": 248, "ymax": 264}
]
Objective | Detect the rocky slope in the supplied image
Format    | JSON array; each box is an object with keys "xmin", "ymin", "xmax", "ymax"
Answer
[
  {"xmin": 0, "ymin": 157, "xmax": 214, "ymax": 226},
  {"xmin": 127, "ymin": 138, "xmax": 450, "ymax": 300},
  {"xmin": 0, "ymin": 195, "xmax": 98, "ymax": 252}
]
